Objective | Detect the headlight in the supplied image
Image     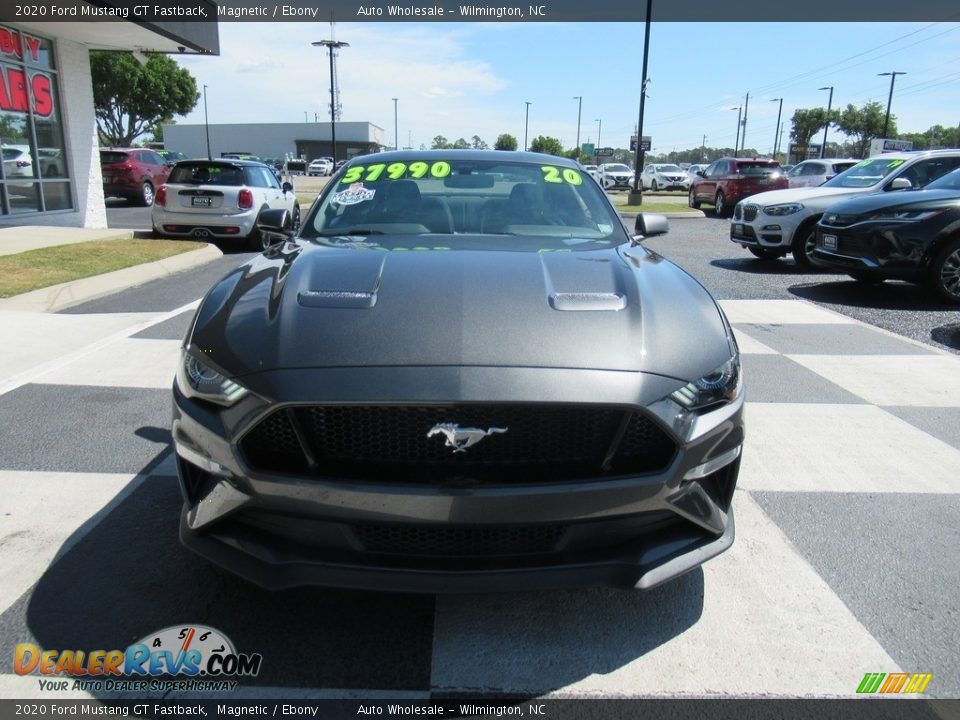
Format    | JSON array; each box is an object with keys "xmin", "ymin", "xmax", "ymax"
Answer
[
  {"xmin": 763, "ymin": 203, "xmax": 804, "ymax": 216},
  {"xmin": 868, "ymin": 209, "xmax": 942, "ymax": 222},
  {"xmin": 176, "ymin": 350, "xmax": 249, "ymax": 406},
  {"xmin": 670, "ymin": 355, "xmax": 741, "ymax": 413}
]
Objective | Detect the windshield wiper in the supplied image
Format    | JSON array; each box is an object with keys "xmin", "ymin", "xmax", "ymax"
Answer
[{"xmin": 316, "ymin": 229, "xmax": 385, "ymax": 236}]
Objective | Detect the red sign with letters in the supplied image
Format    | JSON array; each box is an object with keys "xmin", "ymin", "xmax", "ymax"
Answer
[{"xmin": 0, "ymin": 26, "xmax": 53, "ymax": 117}]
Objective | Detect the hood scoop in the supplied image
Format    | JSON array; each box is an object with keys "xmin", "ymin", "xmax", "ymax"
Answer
[
  {"xmin": 540, "ymin": 252, "xmax": 627, "ymax": 312},
  {"xmin": 296, "ymin": 252, "xmax": 384, "ymax": 309}
]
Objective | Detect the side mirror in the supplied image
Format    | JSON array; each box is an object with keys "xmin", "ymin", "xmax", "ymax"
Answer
[
  {"xmin": 696, "ymin": 170, "xmax": 705, "ymax": 177},
  {"xmin": 632, "ymin": 212, "xmax": 669, "ymax": 243},
  {"xmin": 282, "ymin": 181, "xmax": 294, "ymax": 193},
  {"xmin": 257, "ymin": 208, "xmax": 294, "ymax": 236},
  {"xmin": 887, "ymin": 177, "xmax": 912, "ymax": 191}
]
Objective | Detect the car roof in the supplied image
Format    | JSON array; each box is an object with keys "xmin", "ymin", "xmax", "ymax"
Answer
[
  {"xmin": 342, "ymin": 149, "xmax": 581, "ymax": 168},
  {"xmin": 173, "ymin": 158, "xmax": 269, "ymax": 167},
  {"xmin": 798, "ymin": 158, "xmax": 858, "ymax": 164},
  {"xmin": 865, "ymin": 149, "xmax": 960, "ymax": 161}
]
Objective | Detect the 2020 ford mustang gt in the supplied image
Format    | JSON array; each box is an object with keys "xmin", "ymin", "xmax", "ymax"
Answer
[{"xmin": 172, "ymin": 150, "xmax": 744, "ymax": 593}]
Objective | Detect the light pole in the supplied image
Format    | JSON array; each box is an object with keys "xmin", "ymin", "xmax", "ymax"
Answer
[
  {"xmin": 629, "ymin": 0, "xmax": 653, "ymax": 204},
  {"xmin": 740, "ymin": 92, "xmax": 749, "ymax": 155},
  {"xmin": 595, "ymin": 118, "xmax": 602, "ymax": 165},
  {"xmin": 573, "ymin": 95, "xmax": 582, "ymax": 160},
  {"xmin": 202, "ymin": 84, "xmax": 211, "ymax": 160},
  {"xmin": 731, "ymin": 106, "xmax": 742, "ymax": 155},
  {"xmin": 312, "ymin": 39, "xmax": 350, "ymax": 164},
  {"xmin": 878, "ymin": 72, "xmax": 906, "ymax": 139},
  {"xmin": 524, "ymin": 101, "xmax": 532, "ymax": 151},
  {"xmin": 392, "ymin": 97, "xmax": 398, "ymax": 151},
  {"xmin": 818, "ymin": 86, "xmax": 834, "ymax": 158},
  {"xmin": 770, "ymin": 97, "xmax": 783, "ymax": 158}
]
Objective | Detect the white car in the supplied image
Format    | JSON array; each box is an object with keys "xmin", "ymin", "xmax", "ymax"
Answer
[
  {"xmin": 582, "ymin": 164, "xmax": 599, "ymax": 180},
  {"xmin": 152, "ymin": 159, "xmax": 300, "ymax": 251},
  {"xmin": 2, "ymin": 144, "xmax": 34, "ymax": 178},
  {"xmin": 308, "ymin": 157, "xmax": 333, "ymax": 176},
  {"xmin": 686, "ymin": 164, "xmax": 708, "ymax": 187},
  {"xmin": 729, "ymin": 150, "xmax": 960, "ymax": 267},
  {"xmin": 597, "ymin": 163, "xmax": 634, "ymax": 191},
  {"xmin": 786, "ymin": 158, "xmax": 858, "ymax": 188},
  {"xmin": 640, "ymin": 163, "xmax": 688, "ymax": 191}
]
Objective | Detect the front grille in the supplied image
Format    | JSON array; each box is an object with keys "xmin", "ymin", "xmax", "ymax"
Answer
[
  {"xmin": 742, "ymin": 204, "xmax": 759, "ymax": 222},
  {"xmin": 837, "ymin": 235, "xmax": 872, "ymax": 255},
  {"xmin": 352, "ymin": 523, "xmax": 566, "ymax": 557},
  {"xmin": 240, "ymin": 404, "xmax": 677, "ymax": 484}
]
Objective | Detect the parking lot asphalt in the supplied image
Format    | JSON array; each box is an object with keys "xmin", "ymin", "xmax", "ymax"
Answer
[{"xmin": 2, "ymin": 212, "xmax": 957, "ymax": 703}]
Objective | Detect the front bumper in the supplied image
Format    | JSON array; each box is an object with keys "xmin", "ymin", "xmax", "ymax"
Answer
[
  {"xmin": 730, "ymin": 203, "xmax": 804, "ymax": 250},
  {"xmin": 173, "ymin": 366, "xmax": 743, "ymax": 593},
  {"xmin": 813, "ymin": 227, "xmax": 928, "ymax": 281}
]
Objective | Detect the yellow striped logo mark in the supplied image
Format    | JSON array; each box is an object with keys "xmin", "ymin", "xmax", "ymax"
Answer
[
  {"xmin": 857, "ymin": 672, "xmax": 932, "ymax": 694},
  {"xmin": 903, "ymin": 673, "xmax": 933, "ymax": 694}
]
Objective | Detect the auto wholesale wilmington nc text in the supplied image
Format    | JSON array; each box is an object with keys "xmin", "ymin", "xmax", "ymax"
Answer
[{"xmin": 356, "ymin": 4, "xmax": 546, "ymax": 17}]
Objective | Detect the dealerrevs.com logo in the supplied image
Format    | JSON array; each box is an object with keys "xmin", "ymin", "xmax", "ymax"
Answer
[
  {"xmin": 857, "ymin": 672, "xmax": 933, "ymax": 694},
  {"xmin": 14, "ymin": 625, "xmax": 262, "ymax": 693}
]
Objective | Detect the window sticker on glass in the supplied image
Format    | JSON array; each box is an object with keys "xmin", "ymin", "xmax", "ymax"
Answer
[{"xmin": 331, "ymin": 183, "xmax": 376, "ymax": 205}]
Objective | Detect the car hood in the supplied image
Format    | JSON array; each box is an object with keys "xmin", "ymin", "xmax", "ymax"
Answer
[
  {"xmin": 188, "ymin": 240, "xmax": 731, "ymax": 383},
  {"xmin": 743, "ymin": 186, "xmax": 876, "ymax": 208},
  {"xmin": 821, "ymin": 188, "xmax": 960, "ymax": 216}
]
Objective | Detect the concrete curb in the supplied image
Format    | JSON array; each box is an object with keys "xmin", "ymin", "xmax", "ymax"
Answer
[{"xmin": 0, "ymin": 243, "xmax": 223, "ymax": 313}]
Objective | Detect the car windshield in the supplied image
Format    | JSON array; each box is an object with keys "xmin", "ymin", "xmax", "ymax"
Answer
[
  {"xmin": 831, "ymin": 161, "xmax": 857, "ymax": 174},
  {"xmin": 302, "ymin": 157, "xmax": 624, "ymax": 248},
  {"xmin": 169, "ymin": 163, "xmax": 245, "ymax": 185},
  {"xmin": 657, "ymin": 165, "xmax": 683, "ymax": 173},
  {"xmin": 821, "ymin": 157, "xmax": 908, "ymax": 188},
  {"xmin": 605, "ymin": 164, "xmax": 631, "ymax": 172},
  {"xmin": 924, "ymin": 167, "xmax": 960, "ymax": 191},
  {"xmin": 736, "ymin": 162, "xmax": 779, "ymax": 176}
]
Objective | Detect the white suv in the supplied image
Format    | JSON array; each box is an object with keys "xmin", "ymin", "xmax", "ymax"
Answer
[
  {"xmin": 597, "ymin": 163, "xmax": 634, "ymax": 191},
  {"xmin": 730, "ymin": 150, "xmax": 960, "ymax": 268}
]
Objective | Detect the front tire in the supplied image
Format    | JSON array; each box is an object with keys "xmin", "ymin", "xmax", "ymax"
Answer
[
  {"xmin": 791, "ymin": 226, "xmax": 818, "ymax": 269},
  {"xmin": 651, "ymin": 180, "xmax": 659, "ymax": 191},
  {"xmin": 688, "ymin": 188, "xmax": 701, "ymax": 209},
  {"xmin": 714, "ymin": 191, "xmax": 728, "ymax": 217},
  {"xmin": 136, "ymin": 181, "xmax": 154, "ymax": 207},
  {"xmin": 930, "ymin": 238, "xmax": 960, "ymax": 304}
]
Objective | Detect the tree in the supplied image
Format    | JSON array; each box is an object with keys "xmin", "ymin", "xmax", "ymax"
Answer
[
  {"xmin": 452, "ymin": 137, "xmax": 470, "ymax": 149},
  {"xmin": 494, "ymin": 133, "xmax": 518, "ymax": 151},
  {"xmin": 837, "ymin": 102, "xmax": 894, "ymax": 158},
  {"xmin": 91, "ymin": 51, "xmax": 198, "ymax": 147},
  {"xmin": 471, "ymin": 135, "xmax": 488, "ymax": 150},
  {"xmin": 431, "ymin": 135, "xmax": 451, "ymax": 149},
  {"xmin": 789, "ymin": 108, "xmax": 836, "ymax": 156},
  {"xmin": 529, "ymin": 135, "xmax": 564, "ymax": 156}
]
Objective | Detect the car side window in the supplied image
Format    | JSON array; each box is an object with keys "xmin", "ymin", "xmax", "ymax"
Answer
[
  {"xmin": 703, "ymin": 162, "xmax": 717, "ymax": 177},
  {"xmin": 787, "ymin": 164, "xmax": 802, "ymax": 177},
  {"xmin": 803, "ymin": 163, "xmax": 824, "ymax": 176},
  {"xmin": 245, "ymin": 167, "xmax": 271, "ymax": 188},
  {"xmin": 897, "ymin": 158, "xmax": 960, "ymax": 188}
]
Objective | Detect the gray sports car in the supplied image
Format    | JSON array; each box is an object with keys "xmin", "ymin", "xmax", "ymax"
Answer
[{"xmin": 172, "ymin": 150, "xmax": 744, "ymax": 593}]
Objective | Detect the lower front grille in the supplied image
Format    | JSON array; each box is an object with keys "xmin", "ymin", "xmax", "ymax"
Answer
[
  {"xmin": 240, "ymin": 404, "xmax": 677, "ymax": 484},
  {"xmin": 352, "ymin": 523, "xmax": 566, "ymax": 557}
]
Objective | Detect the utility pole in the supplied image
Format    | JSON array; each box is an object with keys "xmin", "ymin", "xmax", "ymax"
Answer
[
  {"xmin": 818, "ymin": 86, "xmax": 834, "ymax": 158},
  {"xmin": 732, "ymin": 106, "xmax": 742, "ymax": 156},
  {"xmin": 629, "ymin": 0, "xmax": 653, "ymax": 204},
  {"xmin": 202, "ymin": 84, "xmax": 210, "ymax": 160},
  {"xmin": 573, "ymin": 95, "xmax": 582, "ymax": 160},
  {"xmin": 770, "ymin": 98, "xmax": 783, "ymax": 158},
  {"xmin": 392, "ymin": 97, "xmax": 398, "ymax": 151},
  {"xmin": 740, "ymin": 92, "xmax": 749, "ymax": 155},
  {"xmin": 879, "ymin": 72, "xmax": 906, "ymax": 138},
  {"xmin": 524, "ymin": 101, "xmax": 532, "ymax": 151},
  {"xmin": 312, "ymin": 39, "xmax": 350, "ymax": 163}
]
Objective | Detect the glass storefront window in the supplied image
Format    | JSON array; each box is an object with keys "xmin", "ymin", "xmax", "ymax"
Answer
[{"xmin": 0, "ymin": 25, "xmax": 71, "ymax": 216}]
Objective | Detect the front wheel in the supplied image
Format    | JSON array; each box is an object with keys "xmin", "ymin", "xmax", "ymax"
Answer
[
  {"xmin": 714, "ymin": 191, "xmax": 727, "ymax": 217},
  {"xmin": 791, "ymin": 227, "xmax": 818, "ymax": 269},
  {"xmin": 651, "ymin": 180, "xmax": 659, "ymax": 191},
  {"xmin": 136, "ymin": 182, "xmax": 154, "ymax": 207},
  {"xmin": 688, "ymin": 188, "xmax": 701, "ymax": 209},
  {"xmin": 930, "ymin": 238, "xmax": 960, "ymax": 304}
]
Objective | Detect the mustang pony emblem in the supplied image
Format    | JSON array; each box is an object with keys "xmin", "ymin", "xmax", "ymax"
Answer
[{"xmin": 427, "ymin": 423, "xmax": 508, "ymax": 453}]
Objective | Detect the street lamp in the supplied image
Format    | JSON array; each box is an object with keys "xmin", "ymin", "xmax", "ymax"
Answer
[
  {"xmin": 818, "ymin": 86, "xmax": 834, "ymax": 159},
  {"xmin": 878, "ymin": 72, "xmax": 906, "ymax": 139},
  {"xmin": 629, "ymin": 0, "xmax": 653, "ymax": 204},
  {"xmin": 731, "ymin": 106, "xmax": 742, "ymax": 155},
  {"xmin": 312, "ymin": 39, "xmax": 350, "ymax": 164},
  {"xmin": 572, "ymin": 96, "xmax": 582, "ymax": 160},
  {"xmin": 770, "ymin": 97, "xmax": 783, "ymax": 158},
  {"xmin": 392, "ymin": 97, "xmax": 398, "ymax": 151},
  {"xmin": 202, "ymin": 84, "xmax": 211, "ymax": 160},
  {"xmin": 594, "ymin": 118, "xmax": 602, "ymax": 165},
  {"xmin": 524, "ymin": 101, "xmax": 532, "ymax": 151}
]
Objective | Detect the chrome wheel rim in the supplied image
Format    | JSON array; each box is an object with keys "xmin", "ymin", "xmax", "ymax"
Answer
[
  {"xmin": 688, "ymin": 190, "xmax": 695, "ymax": 207},
  {"xmin": 715, "ymin": 194, "xmax": 724, "ymax": 214},
  {"xmin": 941, "ymin": 247, "xmax": 960, "ymax": 299},
  {"xmin": 142, "ymin": 184, "xmax": 153, "ymax": 205},
  {"xmin": 804, "ymin": 231, "xmax": 817, "ymax": 261}
]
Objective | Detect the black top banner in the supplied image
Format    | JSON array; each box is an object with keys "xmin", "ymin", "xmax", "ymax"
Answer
[{"xmin": 3, "ymin": 0, "xmax": 960, "ymax": 22}]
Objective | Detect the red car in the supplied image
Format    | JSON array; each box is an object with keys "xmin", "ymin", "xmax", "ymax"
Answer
[
  {"xmin": 100, "ymin": 148, "xmax": 172, "ymax": 206},
  {"xmin": 688, "ymin": 158, "xmax": 788, "ymax": 217}
]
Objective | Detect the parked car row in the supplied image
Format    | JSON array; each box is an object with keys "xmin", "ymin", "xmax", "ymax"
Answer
[{"xmin": 721, "ymin": 149, "xmax": 960, "ymax": 302}]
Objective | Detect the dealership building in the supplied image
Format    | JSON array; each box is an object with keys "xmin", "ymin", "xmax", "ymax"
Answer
[
  {"xmin": 162, "ymin": 121, "xmax": 387, "ymax": 165},
  {"xmin": 0, "ymin": 14, "xmax": 219, "ymax": 228}
]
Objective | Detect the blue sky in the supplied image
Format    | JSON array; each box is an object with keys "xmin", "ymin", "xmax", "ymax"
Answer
[{"xmin": 175, "ymin": 21, "xmax": 960, "ymax": 155}]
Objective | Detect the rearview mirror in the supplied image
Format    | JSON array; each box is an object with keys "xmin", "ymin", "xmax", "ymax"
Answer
[
  {"xmin": 257, "ymin": 208, "xmax": 294, "ymax": 237},
  {"xmin": 632, "ymin": 213, "xmax": 669, "ymax": 243}
]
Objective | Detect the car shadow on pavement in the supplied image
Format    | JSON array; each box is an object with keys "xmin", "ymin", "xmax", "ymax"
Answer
[
  {"xmin": 788, "ymin": 280, "xmax": 951, "ymax": 312},
  {"xmin": 15, "ymin": 444, "xmax": 705, "ymax": 697},
  {"xmin": 709, "ymin": 257, "xmax": 838, "ymax": 276}
]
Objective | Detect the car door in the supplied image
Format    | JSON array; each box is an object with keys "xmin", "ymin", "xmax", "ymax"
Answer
[
  {"xmin": 891, "ymin": 156, "xmax": 960, "ymax": 190},
  {"xmin": 698, "ymin": 161, "xmax": 721, "ymax": 200},
  {"xmin": 642, "ymin": 164, "xmax": 655, "ymax": 189}
]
